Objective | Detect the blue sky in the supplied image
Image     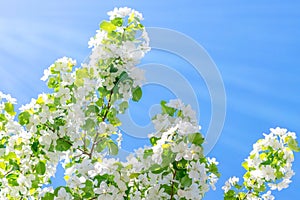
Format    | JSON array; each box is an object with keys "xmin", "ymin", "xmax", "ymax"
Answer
[{"xmin": 1, "ymin": 1, "xmax": 300, "ymax": 199}]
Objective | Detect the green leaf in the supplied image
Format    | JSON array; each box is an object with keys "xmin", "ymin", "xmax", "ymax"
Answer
[
  {"xmin": 18, "ymin": 111, "xmax": 31, "ymax": 125},
  {"xmin": 55, "ymin": 138, "xmax": 72, "ymax": 151},
  {"xmin": 100, "ymin": 20, "xmax": 117, "ymax": 32},
  {"xmin": 82, "ymin": 180, "xmax": 94, "ymax": 198},
  {"xmin": 129, "ymin": 173, "xmax": 140, "ymax": 179},
  {"xmin": 132, "ymin": 86, "xmax": 142, "ymax": 102},
  {"xmin": 95, "ymin": 98, "xmax": 104, "ymax": 107},
  {"xmin": 7, "ymin": 173, "xmax": 19, "ymax": 186},
  {"xmin": 150, "ymin": 164, "xmax": 167, "ymax": 174},
  {"xmin": 119, "ymin": 101, "xmax": 128, "ymax": 114},
  {"xmin": 287, "ymin": 137, "xmax": 300, "ymax": 152},
  {"xmin": 107, "ymin": 140, "xmax": 118, "ymax": 155},
  {"xmin": 118, "ymin": 71, "xmax": 129, "ymax": 82},
  {"xmin": 224, "ymin": 189, "xmax": 236, "ymax": 200},
  {"xmin": 31, "ymin": 140, "xmax": 40, "ymax": 154},
  {"xmin": 208, "ymin": 163, "xmax": 220, "ymax": 177},
  {"xmin": 47, "ymin": 77, "xmax": 59, "ymax": 89},
  {"xmin": 36, "ymin": 161, "xmax": 46, "ymax": 175},
  {"xmin": 42, "ymin": 192, "xmax": 55, "ymax": 200},
  {"xmin": 161, "ymin": 184, "xmax": 172, "ymax": 195},
  {"xmin": 96, "ymin": 140, "xmax": 107, "ymax": 153},
  {"xmin": 111, "ymin": 17, "xmax": 123, "ymax": 27},
  {"xmin": 4, "ymin": 102, "xmax": 16, "ymax": 116},
  {"xmin": 150, "ymin": 137, "xmax": 159, "ymax": 146},
  {"xmin": 0, "ymin": 113, "xmax": 7, "ymax": 122},
  {"xmin": 161, "ymin": 148, "xmax": 175, "ymax": 168},
  {"xmin": 85, "ymin": 105, "xmax": 100, "ymax": 116},
  {"xmin": 237, "ymin": 192, "xmax": 246, "ymax": 200},
  {"xmin": 180, "ymin": 175, "xmax": 192, "ymax": 187},
  {"xmin": 242, "ymin": 161, "xmax": 249, "ymax": 170},
  {"xmin": 82, "ymin": 118, "xmax": 96, "ymax": 131},
  {"xmin": 75, "ymin": 68, "xmax": 89, "ymax": 87},
  {"xmin": 143, "ymin": 149, "xmax": 153, "ymax": 158},
  {"xmin": 109, "ymin": 64, "xmax": 118, "ymax": 73},
  {"xmin": 188, "ymin": 132, "xmax": 204, "ymax": 145},
  {"xmin": 161, "ymin": 100, "xmax": 176, "ymax": 116}
]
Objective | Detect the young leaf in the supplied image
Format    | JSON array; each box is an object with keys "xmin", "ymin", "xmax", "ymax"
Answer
[
  {"xmin": 4, "ymin": 102, "xmax": 16, "ymax": 116},
  {"xmin": 100, "ymin": 21, "xmax": 117, "ymax": 32},
  {"xmin": 96, "ymin": 140, "xmax": 107, "ymax": 153},
  {"xmin": 107, "ymin": 140, "xmax": 118, "ymax": 155},
  {"xmin": 18, "ymin": 111, "xmax": 31, "ymax": 125},
  {"xmin": 111, "ymin": 17, "xmax": 123, "ymax": 27},
  {"xmin": 119, "ymin": 101, "xmax": 129, "ymax": 113},
  {"xmin": 161, "ymin": 100, "xmax": 176, "ymax": 116},
  {"xmin": 75, "ymin": 68, "xmax": 89, "ymax": 86},
  {"xmin": 55, "ymin": 138, "xmax": 72, "ymax": 151},
  {"xmin": 36, "ymin": 161, "xmax": 46, "ymax": 175},
  {"xmin": 188, "ymin": 132, "xmax": 204, "ymax": 145},
  {"xmin": 132, "ymin": 86, "xmax": 142, "ymax": 102},
  {"xmin": 287, "ymin": 137, "xmax": 300, "ymax": 152},
  {"xmin": 41, "ymin": 192, "xmax": 55, "ymax": 200}
]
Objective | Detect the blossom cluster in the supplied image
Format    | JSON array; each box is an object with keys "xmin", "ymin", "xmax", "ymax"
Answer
[
  {"xmin": 0, "ymin": 7, "xmax": 149, "ymax": 199},
  {"xmin": 42, "ymin": 99, "xmax": 220, "ymax": 200},
  {"xmin": 223, "ymin": 127, "xmax": 299, "ymax": 200}
]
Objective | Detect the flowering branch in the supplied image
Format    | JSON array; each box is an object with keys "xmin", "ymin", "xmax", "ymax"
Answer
[{"xmin": 0, "ymin": 7, "xmax": 298, "ymax": 200}]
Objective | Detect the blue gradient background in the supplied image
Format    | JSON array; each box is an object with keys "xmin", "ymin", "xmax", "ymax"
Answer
[{"xmin": 0, "ymin": 1, "xmax": 299, "ymax": 199}]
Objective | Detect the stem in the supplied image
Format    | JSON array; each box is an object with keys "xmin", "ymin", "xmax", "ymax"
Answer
[
  {"xmin": 170, "ymin": 168, "xmax": 177, "ymax": 200},
  {"xmin": 89, "ymin": 90, "xmax": 113, "ymax": 159},
  {"xmin": 240, "ymin": 189, "xmax": 252, "ymax": 200}
]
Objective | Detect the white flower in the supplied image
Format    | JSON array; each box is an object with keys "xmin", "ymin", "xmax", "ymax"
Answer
[
  {"xmin": 166, "ymin": 99, "xmax": 184, "ymax": 109},
  {"xmin": 76, "ymin": 159, "xmax": 94, "ymax": 177},
  {"xmin": 54, "ymin": 188, "xmax": 72, "ymax": 200},
  {"xmin": 88, "ymin": 30, "xmax": 106, "ymax": 48},
  {"xmin": 268, "ymin": 178, "xmax": 291, "ymax": 191},
  {"xmin": 172, "ymin": 141, "xmax": 187, "ymax": 161},
  {"xmin": 177, "ymin": 121, "xmax": 199, "ymax": 135},
  {"xmin": 181, "ymin": 104, "xmax": 197, "ymax": 123},
  {"xmin": 188, "ymin": 161, "xmax": 205, "ymax": 180},
  {"xmin": 178, "ymin": 183, "xmax": 201, "ymax": 200},
  {"xmin": 118, "ymin": 82, "xmax": 131, "ymax": 100},
  {"xmin": 222, "ymin": 176, "xmax": 239, "ymax": 193},
  {"xmin": 41, "ymin": 68, "xmax": 51, "ymax": 81},
  {"xmin": 207, "ymin": 157, "xmax": 219, "ymax": 165},
  {"xmin": 146, "ymin": 185, "xmax": 168, "ymax": 199},
  {"xmin": 270, "ymin": 127, "xmax": 287, "ymax": 137},
  {"xmin": 55, "ymin": 57, "xmax": 76, "ymax": 72},
  {"xmin": 152, "ymin": 114, "xmax": 171, "ymax": 133},
  {"xmin": 129, "ymin": 67, "xmax": 145, "ymax": 87},
  {"xmin": 228, "ymin": 176, "xmax": 239, "ymax": 185},
  {"xmin": 261, "ymin": 165, "xmax": 276, "ymax": 181},
  {"xmin": 262, "ymin": 191, "xmax": 275, "ymax": 200},
  {"xmin": 107, "ymin": 7, "xmax": 132, "ymax": 20}
]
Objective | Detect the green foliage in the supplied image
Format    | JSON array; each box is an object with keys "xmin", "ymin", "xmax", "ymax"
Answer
[
  {"xmin": 55, "ymin": 138, "xmax": 72, "ymax": 151},
  {"xmin": 161, "ymin": 100, "xmax": 176, "ymax": 116},
  {"xmin": 18, "ymin": 111, "xmax": 31, "ymax": 125},
  {"xmin": 4, "ymin": 102, "xmax": 16, "ymax": 116},
  {"xmin": 36, "ymin": 161, "xmax": 46, "ymax": 175},
  {"xmin": 287, "ymin": 136, "xmax": 300, "ymax": 152},
  {"xmin": 111, "ymin": 17, "xmax": 123, "ymax": 27},
  {"xmin": 75, "ymin": 68, "xmax": 89, "ymax": 87},
  {"xmin": 132, "ymin": 86, "xmax": 142, "ymax": 102},
  {"xmin": 100, "ymin": 21, "xmax": 117, "ymax": 32},
  {"xmin": 107, "ymin": 140, "xmax": 118, "ymax": 155},
  {"xmin": 188, "ymin": 132, "xmax": 204, "ymax": 146},
  {"xmin": 41, "ymin": 192, "xmax": 55, "ymax": 200}
]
